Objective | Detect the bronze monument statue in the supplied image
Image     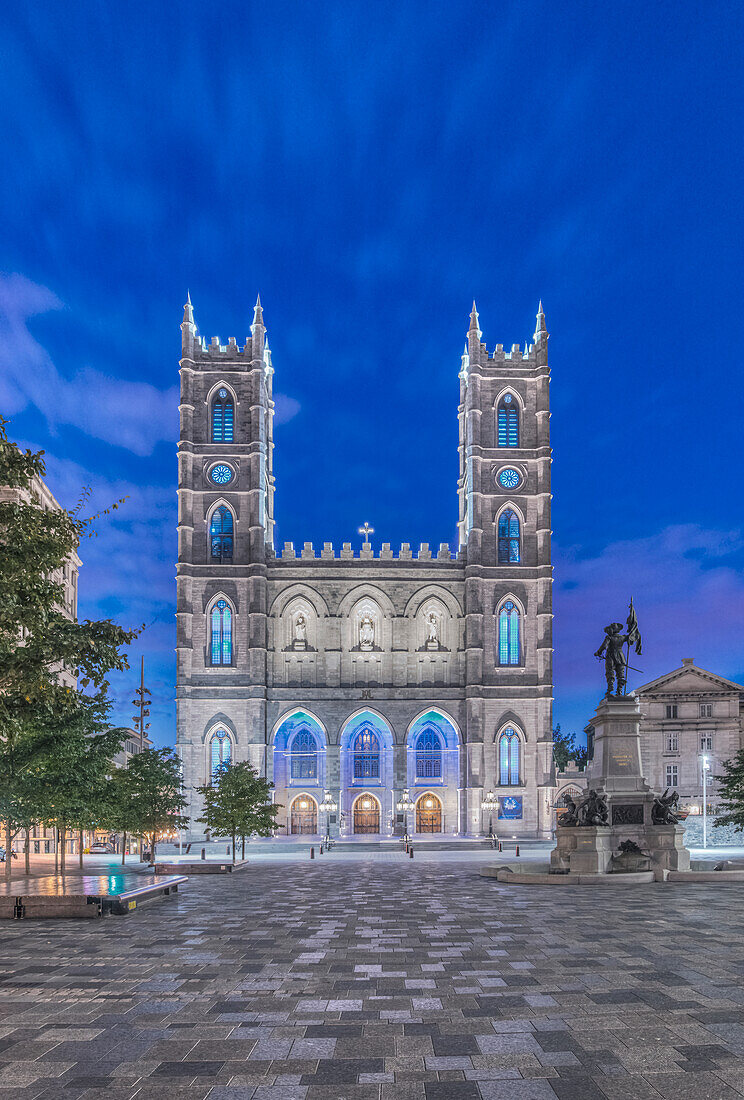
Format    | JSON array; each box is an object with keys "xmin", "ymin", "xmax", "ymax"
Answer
[
  {"xmin": 651, "ymin": 788, "xmax": 680, "ymax": 825},
  {"xmin": 594, "ymin": 598, "xmax": 643, "ymax": 697}
]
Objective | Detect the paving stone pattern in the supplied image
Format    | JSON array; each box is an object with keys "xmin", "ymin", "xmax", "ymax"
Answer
[{"xmin": 2, "ymin": 856, "xmax": 744, "ymax": 1099}]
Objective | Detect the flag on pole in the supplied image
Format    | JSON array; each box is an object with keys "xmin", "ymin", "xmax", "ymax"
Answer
[{"xmin": 626, "ymin": 597, "xmax": 642, "ymax": 655}]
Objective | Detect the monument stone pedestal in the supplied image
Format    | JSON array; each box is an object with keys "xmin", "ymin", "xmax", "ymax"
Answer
[{"xmin": 552, "ymin": 696, "xmax": 690, "ymax": 875}]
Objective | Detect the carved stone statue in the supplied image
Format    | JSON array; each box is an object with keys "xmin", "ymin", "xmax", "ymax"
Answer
[
  {"xmin": 425, "ymin": 612, "xmax": 439, "ymax": 648},
  {"xmin": 594, "ymin": 623, "xmax": 629, "ymax": 697},
  {"xmin": 293, "ymin": 613, "xmax": 307, "ymax": 646},
  {"xmin": 559, "ymin": 795, "xmax": 579, "ymax": 827},
  {"xmin": 359, "ymin": 614, "xmax": 375, "ymax": 650},
  {"xmin": 652, "ymin": 788, "xmax": 680, "ymax": 825},
  {"xmin": 577, "ymin": 789, "xmax": 609, "ymax": 827}
]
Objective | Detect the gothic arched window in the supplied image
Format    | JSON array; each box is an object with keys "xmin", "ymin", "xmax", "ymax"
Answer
[
  {"xmin": 498, "ymin": 509, "xmax": 521, "ymax": 563},
  {"xmin": 498, "ymin": 728, "xmax": 520, "ymax": 785},
  {"xmin": 353, "ymin": 728, "xmax": 380, "ymax": 778},
  {"xmin": 497, "ymin": 393, "xmax": 519, "ymax": 447},
  {"xmin": 210, "ymin": 506, "xmax": 234, "ymax": 562},
  {"xmin": 415, "ymin": 729, "xmax": 442, "ymax": 778},
  {"xmin": 290, "ymin": 729, "xmax": 318, "ymax": 780},
  {"xmin": 212, "ymin": 388, "xmax": 234, "ymax": 443},
  {"xmin": 210, "ymin": 728, "xmax": 232, "ymax": 782},
  {"xmin": 498, "ymin": 600, "xmax": 520, "ymax": 666},
  {"xmin": 210, "ymin": 599, "xmax": 233, "ymax": 666}
]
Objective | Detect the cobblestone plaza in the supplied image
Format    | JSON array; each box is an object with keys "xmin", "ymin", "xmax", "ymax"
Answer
[{"xmin": 3, "ymin": 854, "xmax": 744, "ymax": 1099}]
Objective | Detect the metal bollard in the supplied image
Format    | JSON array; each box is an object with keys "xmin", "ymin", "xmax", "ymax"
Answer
[
  {"xmin": 201, "ymin": 847, "xmax": 206, "ymax": 860},
  {"xmin": 310, "ymin": 846, "xmax": 315, "ymax": 859},
  {"xmin": 498, "ymin": 841, "xmax": 502, "ymax": 852},
  {"xmin": 516, "ymin": 844, "xmax": 520, "ymax": 857},
  {"xmin": 409, "ymin": 846, "xmax": 414, "ymax": 859},
  {"xmin": 319, "ymin": 844, "xmax": 323, "ymax": 854}
]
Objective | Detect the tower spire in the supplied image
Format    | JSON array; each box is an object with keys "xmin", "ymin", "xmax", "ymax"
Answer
[
  {"xmin": 534, "ymin": 299, "xmax": 547, "ymax": 342},
  {"xmin": 181, "ymin": 291, "xmax": 197, "ymax": 357},
  {"xmin": 182, "ymin": 290, "xmax": 194, "ymax": 326},
  {"xmin": 468, "ymin": 300, "xmax": 481, "ymax": 339},
  {"xmin": 252, "ymin": 293, "xmax": 264, "ymax": 330}
]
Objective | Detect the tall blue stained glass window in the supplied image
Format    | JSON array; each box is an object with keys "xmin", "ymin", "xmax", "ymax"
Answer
[
  {"xmin": 211, "ymin": 599, "xmax": 232, "ymax": 665},
  {"xmin": 498, "ymin": 509, "xmax": 520, "ymax": 563},
  {"xmin": 498, "ymin": 728, "xmax": 520, "ymax": 785},
  {"xmin": 210, "ymin": 728, "xmax": 232, "ymax": 782},
  {"xmin": 353, "ymin": 728, "xmax": 380, "ymax": 778},
  {"xmin": 498, "ymin": 600, "xmax": 520, "ymax": 665},
  {"xmin": 497, "ymin": 393, "xmax": 519, "ymax": 447},
  {"xmin": 210, "ymin": 506, "xmax": 233, "ymax": 562},
  {"xmin": 415, "ymin": 728, "xmax": 442, "ymax": 778},
  {"xmin": 212, "ymin": 387, "xmax": 235, "ymax": 443},
  {"xmin": 290, "ymin": 729, "xmax": 318, "ymax": 779}
]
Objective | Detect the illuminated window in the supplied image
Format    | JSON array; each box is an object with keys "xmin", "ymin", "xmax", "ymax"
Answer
[
  {"xmin": 210, "ymin": 729, "xmax": 232, "ymax": 781},
  {"xmin": 498, "ymin": 509, "xmax": 520, "ymax": 563},
  {"xmin": 210, "ymin": 506, "xmax": 234, "ymax": 562},
  {"xmin": 498, "ymin": 601, "xmax": 520, "ymax": 665},
  {"xmin": 210, "ymin": 599, "xmax": 232, "ymax": 666},
  {"xmin": 415, "ymin": 729, "xmax": 442, "ymax": 778},
  {"xmin": 499, "ymin": 728, "xmax": 520, "ymax": 785},
  {"xmin": 497, "ymin": 393, "xmax": 519, "ymax": 446},
  {"xmin": 290, "ymin": 729, "xmax": 318, "ymax": 779},
  {"xmin": 212, "ymin": 388, "xmax": 234, "ymax": 443},
  {"xmin": 353, "ymin": 728, "xmax": 380, "ymax": 778}
]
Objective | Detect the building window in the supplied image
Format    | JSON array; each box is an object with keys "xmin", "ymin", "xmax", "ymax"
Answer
[
  {"xmin": 290, "ymin": 730, "xmax": 318, "ymax": 780},
  {"xmin": 700, "ymin": 704, "xmax": 712, "ymax": 718},
  {"xmin": 665, "ymin": 705, "xmax": 678, "ymax": 719},
  {"xmin": 415, "ymin": 729, "xmax": 442, "ymax": 778},
  {"xmin": 665, "ymin": 764, "xmax": 678, "ymax": 787},
  {"xmin": 498, "ymin": 509, "xmax": 521, "ymax": 563},
  {"xmin": 212, "ymin": 388, "xmax": 234, "ymax": 443},
  {"xmin": 210, "ymin": 729, "xmax": 232, "ymax": 781},
  {"xmin": 353, "ymin": 728, "xmax": 380, "ymax": 779},
  {"xmin": 210, "ymin": 506, "xmax": 234, "ymax": 562},
  {"xmin": 700, "ymin": 734, "xmax": 713, "ymax": 751},
  {"xmin": 665, "ymin": 732, "xmax": 679, "ymax": 752},
  {"xmin": 498, "ymin": 601, "xmax": 520, "ymax": 665},
  {"xmin": 497, "ymin": 393, "xmax": 519, "ymax": 447},
  {"xmin": 498, "ymin": 728, "xmax": 520, "ymax": 786},
  {"xmin": 210, "ymin": 599, "xmax": 232, "ymax": 666}
]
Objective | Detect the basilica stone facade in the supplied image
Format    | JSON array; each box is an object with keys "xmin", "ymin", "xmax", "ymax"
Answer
[{"xmin": 176, "ymin": 297, "xmax": 554, "ymax": 839}]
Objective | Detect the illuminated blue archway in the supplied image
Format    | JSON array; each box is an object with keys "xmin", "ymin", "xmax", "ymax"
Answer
[{"xmin": 272, "ymin": 709, "xmax": 327, "ymax": 790}]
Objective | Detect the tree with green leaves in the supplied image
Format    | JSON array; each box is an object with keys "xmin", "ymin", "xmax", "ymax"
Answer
[
  {"xmin": 0, "ymin": 418, "xmax": 138, "ymax": 880},
  {"xmin": 196, "ymin": 761, "xmax": 279, "ymax": 862},
  {"xmin": 713, "ymin": 750, "xmax": 744, "ymax": 833},
  {"xmin": 119, "ymin": 748, "xmax": 188, "ymax": 863},
  {"xmin": 552, "ymin": 724, "xmax": 588, "ymax": 772}
]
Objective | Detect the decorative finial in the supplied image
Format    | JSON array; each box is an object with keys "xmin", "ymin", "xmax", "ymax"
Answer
[
  {"xmin": 358, "ymin": 521, "xmax": 374, "ymax": 545},
  {"xmin": 182, "ymin": 292, "xmax": 195, "ymax": 326},
  {"xmin": 534, "ymin": 299, "xmax": 547, "ymax": 341},
  {"xmin": 253, "ymin": 293, "xmax": 264, "ymax": 326},
  {"xmin": 469, "ymin": 300, "xmax": 481, "ymax": 335}
]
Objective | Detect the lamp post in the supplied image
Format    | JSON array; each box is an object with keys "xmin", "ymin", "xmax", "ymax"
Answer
[
  {"xmin": 318, "ymin": 790, "xmax": 337, "ymax": 846},
  {"xmin": 481, "ymin": 790, "xmax": 499, "ymax": 839},
  {"xmin": 701, "ymin": 754, "xmax": 711, "ymax": 849},
  {"xmin": 396, "ymin": 788, "xmax": 415, "ymax": 843}
]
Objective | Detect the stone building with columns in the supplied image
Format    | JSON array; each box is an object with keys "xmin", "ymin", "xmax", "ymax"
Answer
[{"xmin": 176, "ymin": 297, "xmax": 554, "ymax": 839}]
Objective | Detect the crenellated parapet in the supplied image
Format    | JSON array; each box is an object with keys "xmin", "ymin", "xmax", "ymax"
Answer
[{"xmin": 272, "ymin": 541, "xmax": 464, "ymax": 562}]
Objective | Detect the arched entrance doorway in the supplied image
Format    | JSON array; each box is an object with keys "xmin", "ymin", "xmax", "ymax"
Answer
[
  {"xmin": 353, "ymin": 794, "xmax": 381, "ymax": 834},
  {"xmin": 290, "ymin": 795, "xmax": 318, "ymax": 835},
  {"xmin": 416, "ymin": 792, "xmax": 442, "ymax": 833}
]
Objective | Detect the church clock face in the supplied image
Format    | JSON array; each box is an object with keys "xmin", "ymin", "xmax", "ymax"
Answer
[
  {"xmin": 210, "ymin": 463, "xmax": 234, "ymax": 486},
  {"xmin": 497, "ymin": 467, "xmax": 521, "ymax": 490}
]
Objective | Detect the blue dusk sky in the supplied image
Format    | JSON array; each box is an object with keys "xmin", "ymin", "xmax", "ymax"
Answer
[{"xmin": 1, "ymin": 1, "xmax": 743, "ymax": 746}]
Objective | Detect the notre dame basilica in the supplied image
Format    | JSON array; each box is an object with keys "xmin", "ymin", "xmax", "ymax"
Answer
[{"xmin": 176, "ymin": 297, "xmax": 554, "ymax": 839}]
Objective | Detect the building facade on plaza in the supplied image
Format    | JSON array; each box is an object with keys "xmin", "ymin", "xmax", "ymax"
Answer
[{"xmin": 176, "ymin": 297, "xmax": 555, "ymax": 839}]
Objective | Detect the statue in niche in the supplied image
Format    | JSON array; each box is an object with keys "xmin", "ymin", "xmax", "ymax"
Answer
[
  {"xmin": 425, "ymin": 612, "xmax": 439, "ymax": 650},
  {"xmin": 293, "ymin": 612, "xmax": 308, "ymax": 649},
  {"xmin": 359, "ymin": 614, "xmax": 375, "ymax": 650}
]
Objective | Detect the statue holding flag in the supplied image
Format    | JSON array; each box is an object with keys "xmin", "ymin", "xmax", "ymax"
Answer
[{"xmin": 594, "ymin": 598, "xmax": 643, "ymax": 697}]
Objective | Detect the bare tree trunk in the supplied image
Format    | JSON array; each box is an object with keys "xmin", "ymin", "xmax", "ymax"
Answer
[
  {"xmin": 150, "ymin": 833, "xmax": 156, "ymax": 865},
  {"xmin": 121, "ymin": 831, "xmax": 127, "ymax": 866},
  {"xmin": 60, "ymin": 826, "xmax": 66, "ymax": 874},
  {"xmin": 54, "ymin": 828, "xmax": 59, "ymax": 874},
  {"xmin": 4, "ymin": 820, "xmax": 12, "ymax": 884},
  {"xmin": 232, "ymin": 830, "xmax": 236, "ymax": 864},
  {"xmin": 25, "ymin": 831, "xmax": 30, "ymax": 876},
  {"xmin": 242, "ymin": 835, "xmax": 245, "ymax": 861},
  {"xmin": 79, "ymin": 829, "xmax": 84, "ymax": 869}
]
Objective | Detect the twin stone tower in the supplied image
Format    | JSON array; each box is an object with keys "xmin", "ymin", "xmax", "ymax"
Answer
[{"xmin": 176, "ymin": 298, "xmax": 554, "ymax": 841}]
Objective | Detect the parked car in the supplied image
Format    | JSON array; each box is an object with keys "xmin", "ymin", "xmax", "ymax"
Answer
[{"xmin": 89, "ymin": 843, "xmax": 114, "ymax": 854}]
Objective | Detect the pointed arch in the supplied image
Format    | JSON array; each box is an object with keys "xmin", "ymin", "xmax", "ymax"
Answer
[
  {"xmin": 206, "ymin": 724, "xmax": 234, "ymax": 782},
  {"xmin": 415, "ymin": 791, "xmax": 443, "ymax": 833},
  {"xmin": 208, "ymin": 500, "xmax": 235, "ymax": 563},
  {"xmin": 497, "ymin": 725, "xmax": 521, "ymax": 786},
  {"xmin": 496, "ymin": 389, "xmax": 521, "ymax": 447},
  {"xmin": 210, "ymin": 383, "xmax": 236, "ymax": 443},
  {"xmin": 207, "ymin": 593, "xmax": 234, "ymax": 666},
  {"xmin": 497, "ymin": 596, "xmax": 521, "ymax": 666},
  {"xmin": 497, "ymin": 506, "xmax": 521, "ymax": 564}
]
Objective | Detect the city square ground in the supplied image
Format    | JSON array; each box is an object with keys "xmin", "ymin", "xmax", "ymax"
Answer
[{"xmin": 3, "ymin": 847, "xmax": 744, "ymax": 1099}]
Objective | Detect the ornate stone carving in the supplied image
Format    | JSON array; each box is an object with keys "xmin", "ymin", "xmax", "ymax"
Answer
[
  {"xmin": 359, "ymin": 614, "xmax": 375, "ymax": 650},
  {"xmin": 611, "ymin": 803, "xmax": 644, "ymax": 826}
]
